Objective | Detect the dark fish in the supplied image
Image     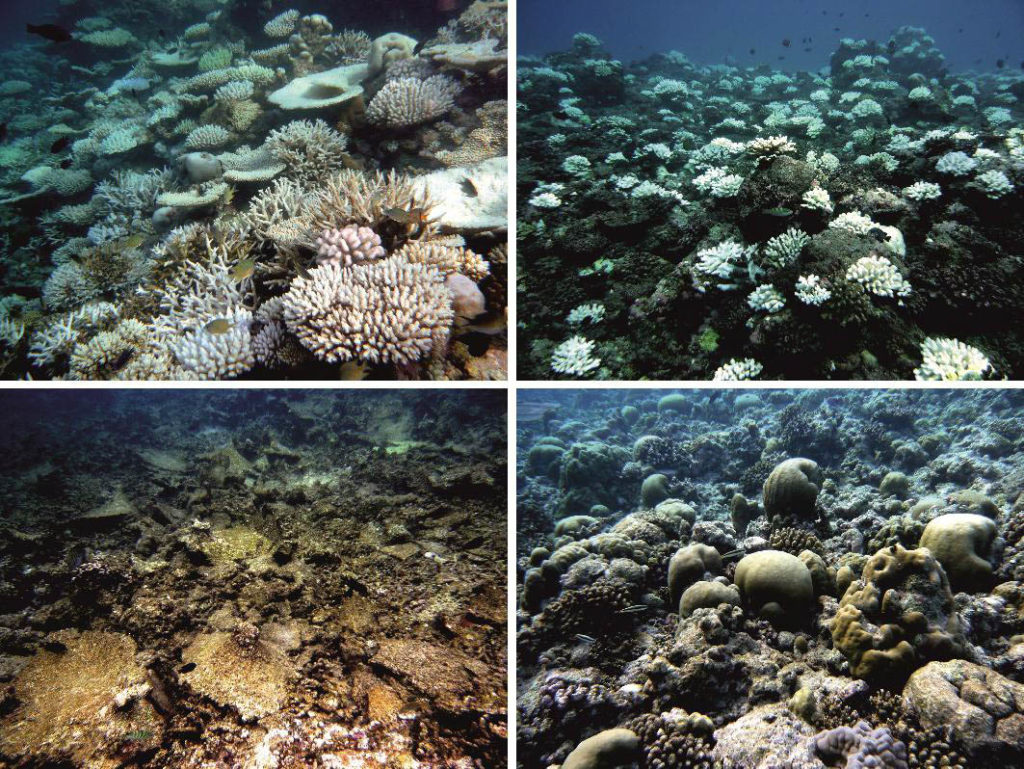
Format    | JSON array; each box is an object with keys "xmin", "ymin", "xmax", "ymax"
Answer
[
  {"xmin": 958, "ymin": 28, "xmax": 964, "ymax": 33},
  {"xmin": 782, "ymin": 39, "xmax": 791, "ymax": 48},
  {"xmin": 887, "ymin": 41, "xmax": 897, "ymax": 54},
  {"xmin": 868, "ymin": 227, "xmax": 890, "ymax": 243},
  {"xmin": 996, "ymin": 31, "xmax": 1001, "ymax": 39},
  {"xmin": 834, "ymin": 27, "xmax": 841, "ymax": 32},
  {"xmin": 778, "ymin": 55, "xmax": 785, "ymax": 61},
  {"xmin": 975, "ymin": 58, "xmax": 983, "ymax": 65},
  {"xmin": 749, "ymin": 48, "xmax": 756, "ymax": 55},
  {"xmin": 59, "ymin": 158, "xmax": 72, "ymax": 169},
  {"xmin": 1021, "ymin": 61, "xmax": 1024, "ymax": 70},
  {"xmin": 50, "ymin": 136, "xmax": 70, "ymax": 153},
  {"xmin": 26, "ymin": 23, "xmax": 72, "ymax": 43},
  {"xmin": 804, "ymin": 47, "xmax": 812, "ymax": 53},
  {"xmin": 839, "ymin": 11, "xmax": 844, "ymax": 16},
  {"xmin": 997, "ymin": 59, "xmax": 1005, "ymax": 69},
  {"xmin": 0, "ymin": 123, "xmax": 6, "ymax": 143},
  {"xmin": 158, "ymin": 29, "xmax": 166, "ymax": 38}
]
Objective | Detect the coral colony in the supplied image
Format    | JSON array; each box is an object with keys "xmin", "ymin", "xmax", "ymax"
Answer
[
  {"xmin": 518, "ymin": 389, "xmax": 1024, "ymax": 768},
  {"xmin": 0, "ymin": 2, "xmax": 508, "ymax": 380},
  {"xmin": 517, "ymin": 29, "xmax": 1023, "ymax": 381}
]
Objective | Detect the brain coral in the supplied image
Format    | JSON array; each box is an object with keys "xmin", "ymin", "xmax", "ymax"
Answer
[
  {"xmin": 831, "ymin": 544, "xmax": 965, "ymax": 684},
  {"xmin": 280, "ymin": 259, "xmax": 454, "ymax": 366}
]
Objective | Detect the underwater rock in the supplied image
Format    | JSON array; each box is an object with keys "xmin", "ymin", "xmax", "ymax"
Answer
[
  {"xmin": 903, "ymin": 659, "xmax": 1024, "ymax": 760},
  {"xmin": 711, "ymin": 702, "xmax": 815, "ymax": 768},
  {"xmin": 372, "ymin": 638, "xmax": 498, "ymax": 711},
  {"xmin": 72, "ymin": 487, "xmax": 136, "ymax": 528}
]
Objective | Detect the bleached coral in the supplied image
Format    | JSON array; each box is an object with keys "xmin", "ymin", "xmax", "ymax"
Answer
[
  {"xmin": 845, "ymin": 254, "xmax": 911, "ymax": 298},
  {"xmin": 829, "ymin": 210, "xmax": 877, "ymax": 235},
  {"xmin": 365, "ymin": 76, "xmax": 459, "ymax": 128},
  {"xmin": 215, "ymin": 80, "xmax": 255, "ymax": 103},
  {"xmin": 566, "ymin": 303, "xmax": 605, "ymax": 325},
  {"xmin": 914, "ymin": 337, "xmax": 991, "ymax": 381},
  {"xmin": 747, "ymin": 284, "xmax": 785, "ymax": 313},
  {"xmin": 761, "ymin": 228, "xmax": 809, "ymax": 269},
  {"xmin": 746, "ymin": 135, "xmax": 797, "ymax": 161},
  {"xmin": 265, "ymin": 119, "xmax": 348, "ymax": 184},
  {"xmin": 712, "ymin": 358, "xmax": 763, "ymax": 381},
  {"xmin": 392, "ymin": 241, "xmax": 489, "ymax": 282},
  {"xmin": 801, "ymin": 185, "xmax": 834, "ymax": 213},
  {"xmin": 550, "ymin": 335, "xmax": 600, "ymax": 377},
  {"xmin": 42, "ymin": 262, "xmax": 99, "ymax": 311},
  {"xmin": 315, "ymin": 226, "xmax": 386, "ymax": 266},
  {"xmin": 794, "ymin": 274, "xmax": 832, "ymax": 306},
  {"xmin": 902, "ymin": 181, "xmax": 942, "ymax": 201},
  {"xmin": 184, "ymin": 125, "xmax": 232, "ymax": 150},
  {"xmin": 693, "ymin": 167, "xmax": 744, "ymax": 198},
  {"xmin": 975, "ymin": 170, "xmax": 1013, "ymax": 199},
  {"xmin": 935, "ymin": 150, "xmax": 977, "ymax": 176},
  {"xmin": 280, "ymin": 260, "xmax": 454, "ymax": 366}
]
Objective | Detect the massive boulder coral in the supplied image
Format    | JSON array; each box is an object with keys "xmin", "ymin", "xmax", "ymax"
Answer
[
  {"xmin": 734, "ymin": 549, "xmax": 814, "ymax": 628},
  {"xmin": 918, "ymin": 513, "xmax": 998, "ymax": 592},
  {"xmin": 831, "ymin": 544, "xmax": 965, "ymax": 684},
  {"xmin": 762, "ymin": 457, "xmax": 822, "ymax": 526}
]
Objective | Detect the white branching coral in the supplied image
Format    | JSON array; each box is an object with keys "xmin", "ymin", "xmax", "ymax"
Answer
[
  {"xmin": 693, "ymin": 167, "xmax": 744, "ymax": 198},
  {"xmin": 148, "ymin": 238, "xmax": 255, "ymax": 380},
  {"xmin": 265, "ymin": 119, "xmax": 348, "ymax": 184},
  {"xmin": 280, "ymin": 259, "xmax": 454, "ymax": 366},
  {"xmin": 746, "ymin": 135, "xmax": 797, "ymax": 161},
  {"xmin": 914, "ymin": 337, "xmax": 991, "ymax": 380},
  {"xmin": 184, "ymin": 124, "xmax": 232, "ymax": 150},
  {"xmin": 747, "ymin": 284, "xmax": 785, "ymax": 313},
  {"xmin": 761, "ymin": 228, "xmax": 809, "ymax": 269},
  {"xmin": 975, "ymin": 170, "xmax": 1013, "ymax": 199},
  {"xmin": 692, "ymin": 240, "xmax": 751, "ymax": 285},
  {"xmin": 315, "ymin": 226, "xmax": 386, "ymax": 266},
  {"xmin": 794, "ymin": 274, "xmax": 832, "ymax": 306},
  {"xmin": 566, "ymin": 302, "xmax": 605, "ymax": 325},
  {"xmin": 829, "ymin": 211, "xmax": 877, "ymax": 235},
  {"xmin": 365, "ymin": 76, "xmax": 459, "ymax": 128},
  {"xmin": 263, "ymin": 9, "xmax": 300, "ymax": 38},
  {"xmin": 902, "ymin": 181, "xmax": 942, "ymax": 201},
  {"xmin": 935, "ymin": 151, "xmax": 977, "ymax": 176},
  {"xmin": 801, "ymin": 184, "xmax": 834, "ymax": 213},
  {"xmin": 712, "ymin": 358, "xmax": 763, "ymax": 381},
  {"xmin": 550, "ymin": 335, "xmax": 600, "ymax": 377},
  {"xmin": 845, "ymin": 254, "xmax": 911, "ymax": 298}
]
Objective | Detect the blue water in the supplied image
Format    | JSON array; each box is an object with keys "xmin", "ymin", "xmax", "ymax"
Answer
[{"xmin": 518, "ymin": 0, "xmax": 1024, "ymax": 73}]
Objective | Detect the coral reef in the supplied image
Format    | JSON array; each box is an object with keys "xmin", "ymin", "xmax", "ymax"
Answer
[{"xmin": 0, "ymin": 1, "xmax": 508, "ymax": 380}]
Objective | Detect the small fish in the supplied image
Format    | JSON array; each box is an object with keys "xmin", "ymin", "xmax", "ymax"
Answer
[
  {"xmin": 996, "ymin": 31, "xmax": 1002, "ymax": 39},
  {"xmin": 868, "ymin": 227, "xmax": 890, "ymax": 243},
  {"xmin": 59, "ymin": 158, "xmax": 73, "ymax": 169},
  {"xmin": 459, "ymin": 315, "xmax": 507, "ymax": 336},
  {"xmin": 384, "ymin": 206, "xmax": 429, "ymax": 225},
  {"xmin": 26, "ymin": 23, "xmax": 72, "ymax": 43},
  {"xmin": 204, "ymin": 318, "xmax": 232, "ymax": 335},
  {"xmin": 997, "ymin": 59, "xmax": 1005, "ymax": 69},
  {"xmin": 617, "ymin": 605, "xmax": 649, "ymax": 614},
  {"xmin": 229, "ymin": 258, "xmax": 255, "ymax": 281},
  {"xmin": 0, "ymin": 123, "xmax": 7, "ymax": 143},
  {"xmin": 157, "ymin": 29, "xmax": 166, "ymax": 39},
  {"xmin": 834, "ymin": 27, "xmax": 841, "ymax": 32},
  {"xmin": 721, "ymin": 549, "xmax": 745, "ymax": 561},
  {"xmin": 575, "ymin": 634, "xmax": 596, "ymax": 644},
  {"xmin": 339, "ymin": 361, "xmax": 369, "ymax": 380},
  {"xmin": 782, "ymin": 39, "xmax": 791, "ymax": 48},
  {"xmin": 50, "ymin": 136, "xmax": 70, "ymax": 153},
  {"xmin": 763, "ymin": 207, "xmax": 794, "ymax": 217},
  {"xmin": 749, "ymin": 48, "xmax": 755, "ymax": 55}
]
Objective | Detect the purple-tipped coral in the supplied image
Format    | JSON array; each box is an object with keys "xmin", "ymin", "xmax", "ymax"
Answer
[{"xmin": 315, "ymin": 226, "xmax": 386, "ymax": 266}]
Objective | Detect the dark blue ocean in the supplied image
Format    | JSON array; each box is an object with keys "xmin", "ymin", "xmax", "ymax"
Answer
[{"xmin": 518, "ymin": 0, "xmax": 1024, "ymax": 73}]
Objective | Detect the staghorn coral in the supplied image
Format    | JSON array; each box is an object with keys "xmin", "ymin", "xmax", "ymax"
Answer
[
  {"xmin": 280, "ymin": 259, "xmax": 454, "ymax": 367},
  {"xmin": 392, "ymin": 240, "xmax": 489, "ymax": 281}
]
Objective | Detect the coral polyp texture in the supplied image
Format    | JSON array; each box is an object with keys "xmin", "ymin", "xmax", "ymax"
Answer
[
  {"xmin": 0, "ymin": 389, "xmax": 507, "ymax": 767},
  {"xmin": 0, "ymin": 1, "xmax": 508, "ymax": 380},
  {"xmin": 517, "ymin": 28, "xmax": 1023, "ymax": 380},
  {"xmin": 518, "ymin": 388, "xmax": 1024, "ymax": 768}
]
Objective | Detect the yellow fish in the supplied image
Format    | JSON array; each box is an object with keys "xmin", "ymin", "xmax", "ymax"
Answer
[
  {"xmin": 338, "ymin": 361, "xmax": 369, "ymax": 380},
  {"xmin": 229, "ymin": 259, "xmax": 255, "ymax": 282},
  {"xmin": 204, "ymin": 318, "xmax": 232, "ymax": 335}
]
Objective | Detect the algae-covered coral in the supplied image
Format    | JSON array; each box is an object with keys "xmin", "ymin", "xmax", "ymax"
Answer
[
  {"xmin": 517, "ymin": 26, "xmax": 1023, "ymax": 380},
  {"xmin": 517, "ymin": 388, "xmax": 1024, "ymax": 767},
  {"xmin": 0, "ymin": 1, "xmax": 507, "ymax": 380},
  {"xmin": 0, "ymin": 389, "xmax": 507, "ymax": 767}
]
